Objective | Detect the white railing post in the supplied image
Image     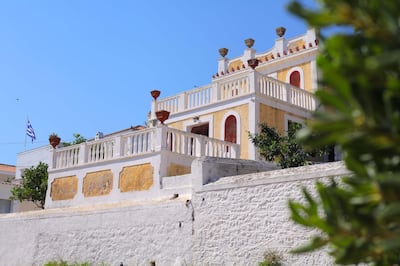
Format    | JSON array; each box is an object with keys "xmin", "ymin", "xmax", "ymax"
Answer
[
  {"xmin": 248, "ymin": 70, "xmax": 259, "ymax": 94},
  {"xmin": 211, "ymin": 81, "xmax": 219, "ymax": 103},
  {"xmin": 285, "ymin": 83, "xmax": 292, "ymax": 104},
  {"xmin": 49, "ymin": 148, "xmax": 56, "ymax": 169},
  {"xmin": 178, "ymin": 92, "xmax": 187, "ymax": 112},
  {"xmin": 78, "ymin": 143, "xmax": 87, "ymax": 165},
  {"xmin": 154, "ymin": 126, "xmax": 167, "ymax": 152},
  {"xmin": 113, "ymin": 135, "xmax": 122, "ymax": 159}
]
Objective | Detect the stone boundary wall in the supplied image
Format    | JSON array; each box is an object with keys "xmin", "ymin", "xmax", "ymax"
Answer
[
  {"xmin": 0, "ymin": 198, "xmax": 193, "ymax": 266},
  {"xmin": 0, "ymin": 161, "xmax": 349, "ymax": 265},
  {"xmin": 191, "ymin": 161, "xmax": 348, "ymax": 265}
]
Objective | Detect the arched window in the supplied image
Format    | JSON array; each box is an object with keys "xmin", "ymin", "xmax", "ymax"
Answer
[
  {"xmin": 289, "ymin": 70, "xmax": 301, "ymax": 88},
  {"xmin": 224, "ymin": 115, "xmax": 237, "ymax": 143}
]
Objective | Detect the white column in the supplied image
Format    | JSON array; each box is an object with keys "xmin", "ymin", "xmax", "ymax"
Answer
[
  {"xmin": 248, "ymin": 70, "xmax": 260, "ymax": 94},
  {"xmin": 243, "ymin": 48, "xmax": 256, "ymax": 67},
  {"xmin": 218, "ymin": 57, "xmax": 228, "ymax": 74},
  {"xmin": 248, "ymin": 91, "xmax": 259, "ymax": 160},
  {"xmin": 78, "ymin": 143, "xmax": 87, "ymax": 165},
  {"xmin": 274, "ymin": 37, "xmax": 288, "ymax": 56},
  {"xmin": 113, "ymin": 135, "xmax": 122, "ymax": 158}
]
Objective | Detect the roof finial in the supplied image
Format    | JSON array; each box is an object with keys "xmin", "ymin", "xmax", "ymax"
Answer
[{"xmin": 276, "ymin": 26, "xmax": 286, "ymax": 37}]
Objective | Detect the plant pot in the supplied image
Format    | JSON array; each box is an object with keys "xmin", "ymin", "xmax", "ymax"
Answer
[
  {"xmin": 244, "ymin": 38, "xmax": 255, "ymax": 48},
  {"xmin": 49, "ymin": 136, "xmax": 61, "ymax": 148},
  {"xmin": 151, "ymin": 90, "xmax": 161, "ymax": 100},
  {"xmin": 218, "ymin": 48, "xmax": 229, "ymax": 57},
  {"xmin": 247, "ymin": 58, "xmax": 259, "ymax": 69},
  {"xmin": 156, "ymin": 110, "xmax": 170, "ymax": 124},
  {"xmin": 276, "ymin": 26, "xmax": 286, "ymax": 37}
]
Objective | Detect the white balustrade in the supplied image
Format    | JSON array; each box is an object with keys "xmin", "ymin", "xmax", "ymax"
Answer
[
  {"xmin": 52, "ymin": 126, "xmax": 240, "ymax": 170},
  {"xmin": 156, "ymin": 95, "xmax": 180, "ymax": 113},
  {"xmin": 218, "ymin": 74, "xmax": 250, "ymax": 100},
  {"xmin": 164, "ymin": 127, "xmax": 239, "ymax": 158},
  {"xmin": 121, "ymin": 129, "xmax": 153, "ymax": 156},
  {"xmin": 55, "ymin": 146, "xmax": 80, "ymax": 169},
  {"xmin": 258, "ymin": 75, "xmax": 316, "ymax": 110},
  {"xmin": 87, "ymin": 139, "xmax": 114, "ymax": 163},
  {"xmin": 186, "ymin": 85, "xmax": 212, "ymax": 109},
  {"xmin": 155, "ymin": 70, "xmax": 316, "ymax": 116}
]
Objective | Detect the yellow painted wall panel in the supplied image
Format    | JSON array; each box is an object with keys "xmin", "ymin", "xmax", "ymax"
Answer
[
  {"xmin": 51, "ymin": 175, "xmax": 78, "ymax": 201},
  {"xmin": 119, "ymin": 163, "xmax": 153, "ymax": 192},
  {"xmin": 83, "ymin": 170, "xmax": 113, "ymax": 197}
]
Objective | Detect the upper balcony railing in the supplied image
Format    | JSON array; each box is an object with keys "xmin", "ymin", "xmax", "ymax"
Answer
[
  {"xmin": 156, "ymin": 70, "xmax": 316, "ymax": 115},
  {"xmin": 51, "ymin": 126, "xmax": 240, "ymax": 170}
]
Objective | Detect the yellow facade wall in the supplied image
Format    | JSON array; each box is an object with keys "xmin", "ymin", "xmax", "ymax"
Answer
[
  {"xmin": 259, "ymin": 103, "xmax": 305, "ymax": 135},
  {"xmin": 212, "ymin": 104, "xmax": 249, "ymax": 159},
  {"xmin": 166, "ymin": 104, "xmax": 250, "ymax": 159},
  {"xmin": 277, "ymin": 61, "xmax": 312, "ymax": 92}
]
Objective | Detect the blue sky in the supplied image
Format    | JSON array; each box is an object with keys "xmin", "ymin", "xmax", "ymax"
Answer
[{"xmin": 0, "ymin": 0, "xmax": 316, "ymax": 166}]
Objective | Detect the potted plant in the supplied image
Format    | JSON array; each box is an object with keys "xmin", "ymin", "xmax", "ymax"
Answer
[
  {"xmin": 150, "ymin": 90, "xmax": 161, "ymax": 100},
  {"xmin": 155, "ymin": 110, "xmax": 170, "ymax": 124},
  {"xmin": 49, "ymin": 133, "xmax": 61, "ymax": 148},
  {"xmin": 247, "ymin": 58, "xmax": 259, "ymax": 69}
]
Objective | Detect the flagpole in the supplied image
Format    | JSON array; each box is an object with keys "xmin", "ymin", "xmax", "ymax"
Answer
[{"xmin": 24, "ymin": 117, "xmax": 27, "ymax": 151}]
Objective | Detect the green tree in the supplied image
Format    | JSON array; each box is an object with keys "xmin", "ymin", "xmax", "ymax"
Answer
[
  {"xmin": 287, "ymin": 0, "xmax": 400, "ymax": 265},
  {"xmin": 61, "ymin": 133, "xmax": 87, "ymax": 147},
  {"xmin": 10, "ymin": 162, "xmax": 48, "ymax": 209},
  {"xmin": 249, "ymin": 122, "xmax": 310, "ymax": 168}
]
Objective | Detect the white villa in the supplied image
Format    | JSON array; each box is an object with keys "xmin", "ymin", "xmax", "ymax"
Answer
[
  {"xmin": 16, "ymin": 27, "xmax": 320, "ymax": 210},
  {"xmin": 0, "ymin": 27, "xmax": 349, "ymax": 266}
]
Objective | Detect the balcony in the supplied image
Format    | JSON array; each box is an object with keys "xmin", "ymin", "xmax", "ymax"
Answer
[
  {"xmin": 50, "ymin": 125, "xmax": 240, "ymax": 171},
  {"xmin": 156, "ymin": 70, "xmax": 317, "ymax": 116},
  {"xmin": 45, "ymin": 126, "xmax": 241, "ymax": 208}
]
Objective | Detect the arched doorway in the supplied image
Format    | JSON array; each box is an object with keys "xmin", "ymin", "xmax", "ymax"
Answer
[
  {"xmin": 224, "ymin": 115, "xmax": 237, "ymax": 143},
  {"xmin": 289, "ymin": 70, "xmax": 301, "ymax": 88}
]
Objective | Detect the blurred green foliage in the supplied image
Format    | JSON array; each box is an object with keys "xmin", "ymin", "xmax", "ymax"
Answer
[{"xmin": 287, "ymin": 0, "xmax": 400, "ymax": 265}]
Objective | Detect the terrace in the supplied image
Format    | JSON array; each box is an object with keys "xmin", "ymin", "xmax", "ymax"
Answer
[{"xmin": 155, "ymin": 69, "xmax": 317, "ymax": 116}]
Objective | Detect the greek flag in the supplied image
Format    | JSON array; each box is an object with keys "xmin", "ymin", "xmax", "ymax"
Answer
[{"xmin": 26, "ymin": 120, "xmax": 36, "ymax": 142}]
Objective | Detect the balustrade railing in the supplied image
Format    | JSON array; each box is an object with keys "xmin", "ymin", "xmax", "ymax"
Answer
[
  {"xmin": 165, "ymin": 127, "xmax": 239, "ymax": 158},
  {"xmin": 258, "ymin": 75, "xmax": 316, "ymax": 110},
  {"xmin": 87, "ymin": 138, "xmax": 114, "ymax": 163},
  {"xmin": 55, "ymin": 145, "xmax": 80, "ymax": 169},
  {"xmin": 121, "ymin": 128, "xmax": 153, "ymax": 156},
  {"xmin": 219, "ymin": 74, "xmax": 250, "ymax": 100},
  {"xmin": 52, "ymin": 126, "xmax": 240, "ymax": 170},
  {"xmin": 155, "ymin": 70, "xmax": 316, "ymax": 116}
]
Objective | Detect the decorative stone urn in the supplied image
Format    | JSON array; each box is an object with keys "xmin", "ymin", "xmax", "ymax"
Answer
[
  {"xmin": 276, "ymin": 26, "xmax": 286, "ymax": 37},
  {"xmin": 156, "ymin": 110, "xmax": 170, "ymax": 124},
  {"xmin": 244, "ymin": 38, "xmax": 255, "ymax": 48},
  {"xmin": 218, "ymin": 48, "xmax": 229, "ymax": 57},
  {"xmin": 247, "ymin": 58, "xmax": 259, "ymax": 69},
  {"xmin": 49, "ymin": 134, "xmax": 61, "ymax": 148},
  {"xmin": 151, "ymin": 90, "xmax": 161, "ymax": 100}
]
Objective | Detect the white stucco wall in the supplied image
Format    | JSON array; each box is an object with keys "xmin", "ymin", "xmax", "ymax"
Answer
[
  {"xmin": 191, "ymin": 161, "xmax": 348, "ymax": 265},
  {"xmin": 0, "ymin": 161, "xmax": 348, "ymax": 266},
  {"xmin": 16, "ymin": 146, "xmax": 50, "ymax": 179},
  {"xmin": 0, "ymin": 198, "xmax": 193, "ymax": 266}
]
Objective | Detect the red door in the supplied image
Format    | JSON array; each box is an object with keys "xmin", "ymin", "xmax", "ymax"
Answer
[
  {"xmin": 224, "ymin": 115, "xmax": 237, "ymax": 143},
  {"xmin": 289, "ymin": 71, "xmax": 301, "ymax": 88}
]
